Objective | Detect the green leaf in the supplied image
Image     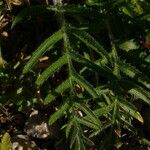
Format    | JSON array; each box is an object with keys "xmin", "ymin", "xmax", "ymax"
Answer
[
  {"xmin": 36, "ymin": 54, "xmax": 68, "ymax": 85},
  {"xmin": 69, "ymin": 51, "xmax": 115, "ymax": 80},
  {"xmin": 74, "ymin": 102, "xmax": 101, "ymax": 127},
  {"xmin": 103, "ymin": 94, "xmax": 112, "ymax": 104},
  {"xmin": 86, "ymin": 0, "xmax": 101, "ymax": 5},
  {"xmin": 118, "ymin": 99, "xmax": 143, "ymax": 123},
  {"xmin": 75, "ymin": 116, "xmax": 100, "ymax": 130},
  {"xmin": 49, "ymin": 101, "xmax": 69, "ymax": 125},
  {"xmin": 0, "ymin": 133, "xmax": 12, "ymax": 150},
  {"xmin": 112, "ymin": 99, "xmax": 118, "ymax": 124},
  {"xmin": 69, "ymin": 27, "xmax": 109, "ymax": 60},
  {"xmin": 23, "ymin": 29, "xmax": 63, "ymax": 73},
  {"xmin": 121, "ymin": 80, "xmax": 150, "ymax": 105},
  {"xmin": 141, "ymin": 14, "xmax": 150, "ymax": 21},
  {"xmin": 122, "ymin": 0, "xmax": 143, "ymax": 17},
  {"xmin": 75, "ymin": 133, "xmax": 86, "ymax": 150},
  {"xmin": 132, "ymin": 0, "xmax": 143, "ymax": 15},
  {"xmin": 83, "ymin": 135, "xmax": 94, "ymax": 146},
  {"xmin": 92, "ymin": 102, "xmax": 114, "ymax": 118},
  {"xmin": 122, "ymin": 6, "xmax": 134, "ymax": 17},
  {"xmin": 44, "ymin": 78, "xmax": 71, "ymax": 104},
  {"xmin": 120, "ymin": 115, "xmax": 134, "ymax": 130},
  {"xmin": 66, "ymin": 119, "xmax": 74, "ymax": 138},
  {"xmin": 118, "ymin": 39, "xmax": 139, "ymax": 52},
  {"xmin": 69, "ymin": 120, "xmax": 86, "ymax": 150},
  {"xmin": 70, "ymin": 122, "xmax": 79, "ymax": 148},
  {"xmin": 95, "ymin": 86, "xmax": 110, "ymax": 96},
  {"xmin": 145, "ymin": 55, "xmax": 150, "ymax": 63},
  {"xmin": 118, "ymin": 61, "xmax": 150, "ymax": 89},
  {"xmin": 129, "ymin": 87, "xmax": 150, "ymax": 105},
  {"xmin": 72, "ymin": 72, "xmax": 98, "ymax": 98}
]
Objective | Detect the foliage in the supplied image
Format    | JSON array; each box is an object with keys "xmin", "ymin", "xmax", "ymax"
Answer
[
  {"xmin": 0, "ymin": 133, "xmax": 12, "ymax": 150},
  {"xmin": 0, "ymin": 0, "xmax": 150, "ymax": 149}
]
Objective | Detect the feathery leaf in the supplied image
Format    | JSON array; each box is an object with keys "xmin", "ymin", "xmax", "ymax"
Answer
[
  {"xmin": 72, "ymin": 72, "xmax": 98, "ymax": 98},
  {"xmin": 121, "ymin": 80, "xmax": 150, "ymax": 104},
  {"xmin": 49, "ymin": 100, "xmax": 69, "ymax": 125},
  {"xmin": 66, "ymin": 119, "xmax": 74, "ymax": 139},
  {"xmin": 75, "ymin": 133, "xmax": 86, "ymax": 150},
  {"xmin": 69, "ymin": 27, "xmax": 110, "ymax": 60},
  {"xmin": 92, "ymin": 102, "xmax": 114, "ymax": 118},
  {"xmin": 70, "ymin": 122, "xmax": 79, "ymax": 148},
  {"xmin": 69, "ymin": 51, "xmax": 115, "ymax": 80},
  {"xmin": 36, "ymin": 54, "xmax": 68, "ymax": 85},
  {"xmin": 129, "ymin": 87, "xmax": 150, "ymax": 105},
  {"xmin": 118, "ymin": 61, "xmax": 150, "ymax": 89},
  {"xmin": 44, "ymin": 78, "xmax": 71, "ymax": 104},
  {"xmin": 118, "ymin": 99, "xmax": 143, "ymax": 123},
  {"xmin": 75, "ymin": 116, "xmax": 100, "ymax": 130},
  {"xmin": 23, "ymin": 29, "xmax": 63, "ymax": 73},
  {"xmin": 74, "ymin": 102, "xmax": 101, "ymax": 127}
]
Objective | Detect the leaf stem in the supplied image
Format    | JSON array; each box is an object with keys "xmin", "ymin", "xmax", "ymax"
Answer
[{"xmin": 55, "ymin": 0, "xmax": 75, "ymax": 95}]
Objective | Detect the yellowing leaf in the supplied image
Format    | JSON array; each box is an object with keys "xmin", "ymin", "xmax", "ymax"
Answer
[
  {"xmin": 119, "ymin": 39, "xmax": 139, "ymax": 52},
  {"xmin": 134, "ymin": 111, "xmax": 144, "ymax": 123},
  {"xmin": 0, "ymin": 132, "xmax": 12, "ymax": 150}
]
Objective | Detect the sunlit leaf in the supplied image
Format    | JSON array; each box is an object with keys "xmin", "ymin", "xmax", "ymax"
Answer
[
  {"xmin": 119, "ymin": 39, "xmax": 139, "ymax": 52},
  {"xmin": 118, "ymin": 99, "xmax": 143, "ymax": 123}
]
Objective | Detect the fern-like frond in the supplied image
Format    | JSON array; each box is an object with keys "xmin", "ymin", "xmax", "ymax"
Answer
[
  {"xmin": 120, "ymin": 115, "xmax": 134, "ymax": 129},
  {"xmin": 44, "ymin": 78, "xmax": 71, "ymax": 104},
  {"xmin": 74, "ymin": 132, "xmax": 86, "ymax": 150},
  {"xmin": 92, "ymin": 102, "xmax": 114, "ymax": 118},
  {"xmin": 121, "ymin": 80, "xmax": 150, "ymax": 105},
  {"xmin": 23, "ymin": 29, "xmax": 63, "ymax": 73},
  {"xmin": 65, "ymin": 119, "xmax": 74, "ymax": 138},
  {"xmin": 72, "ymin": 71, "xmax": 98, "ymax": 98},
  {"xmin": 74, "ymin": 102, "xmax": 101, "ymax": 127},
  {"xmin": 68, "ymin": 27, "xmax": 110, "ymax": 60},
  {"xmin": 48, "ymin": 100, "xmax": 69, "ymax": 125},
  {"xmin": 118, "ymin": 99, "xmax": 143, "ymax": 123},
  {"xmin": 118, "ymin": 61, "xmax": 150, "ymax": 89},
  {"xmin": 82, "ymin": 134, "xmax": 95, "ymax": 147},
  {"xmin": 36, "ymin": 54, "xmax": 68, "ymax": 85},
  {"xmin": 69, "ymin": 121, "xmax": 86, "ymax": 150},
  {"xmin": 75, "ymin": 116, "xmax": 100, "ymax": 130},
  {"xmin": 129, "ymin": 86, "xmax": 150, "ymax": 105},
  {"xmin": 95, "ymin": 86, "xmax": 110, "ymax": 96},
  {"xmin": 69, "ymin": 51, "xmax": 115, "ymax": 80},
  {"xmin": 70, "ymin": 121, "xmax": 79, "ymax": 148}
]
